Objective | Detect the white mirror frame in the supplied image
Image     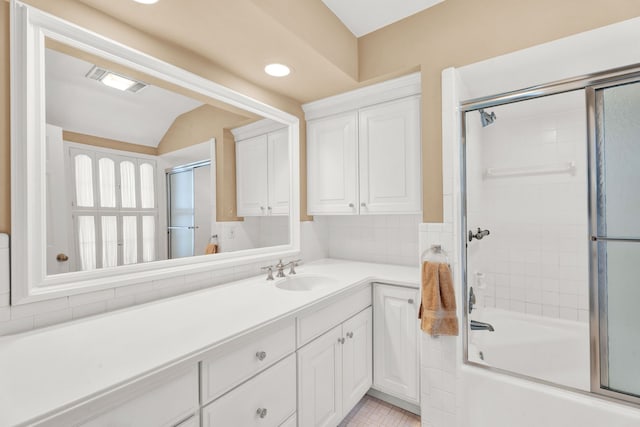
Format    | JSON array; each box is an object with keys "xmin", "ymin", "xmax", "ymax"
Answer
[{"xmin": 10, "ymin": 1, "xmax": 300, "ymax": 305}]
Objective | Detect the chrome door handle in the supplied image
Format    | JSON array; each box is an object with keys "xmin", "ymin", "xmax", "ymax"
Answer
[
  {"xmin": 256, "ymin": 351, "xmax": 267, "ymax": 361},
  {"xmin": 256, "ymin": 408, "xmax": 268, "ymax": 418}
]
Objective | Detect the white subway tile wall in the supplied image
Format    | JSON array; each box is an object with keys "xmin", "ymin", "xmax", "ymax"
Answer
[
  {"xmin": 325, "ymin": 214, "xmax": 421, "ymax": 266},
  {"xmin": 465, "ymin": 92, "xmax": 589, "ymax": 322}
]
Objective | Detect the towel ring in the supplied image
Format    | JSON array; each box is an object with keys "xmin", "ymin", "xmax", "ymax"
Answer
[{"xmin": 421, "ymin": 244, "xmax": 449, "ymax": 265}]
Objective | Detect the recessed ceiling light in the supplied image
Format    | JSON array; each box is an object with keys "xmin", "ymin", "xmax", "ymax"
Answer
[
  {"xmin": 132, "ymin": 0, "xmax": 159, "ymax": 4},
  {"xmin": 264, "ymin": 63, "xmax": 291, "ymax": 77}
]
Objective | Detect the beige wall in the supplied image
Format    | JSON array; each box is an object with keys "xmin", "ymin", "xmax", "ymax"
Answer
[{"xmin": 358, "ymin": 0, "xmax": 640, "ymax": 222}]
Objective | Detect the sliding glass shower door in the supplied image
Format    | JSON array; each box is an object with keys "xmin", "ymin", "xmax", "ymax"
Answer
[{"xmin": 592, "ymin": 80, "xmax": 640, "ymax": 399}]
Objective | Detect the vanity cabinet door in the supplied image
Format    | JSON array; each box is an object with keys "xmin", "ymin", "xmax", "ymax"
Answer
[
  {"xmin": 307, "ymin": 112, "xmax": 359, "ymax": 215},
  {"xmin": 342, "ymin": 307, "xmax": 373, "ymax": 412},
  {"xmin": 267, "ymin": 128, "xmax": 290, "ymax": 216},
  {"xmin": 358, "ymin": 96, "xmax": 421, "ymax": 215},
  {"xmin": 297, "ymin": 325, "xmax": 344, "ymax": 427},
  {"xmin": 373, "ymin": 284, "xmax": 420, "ymax": 404},
  {"xmin": 236, "ymin": 135, "xmax": 269, "ymax": 216}
]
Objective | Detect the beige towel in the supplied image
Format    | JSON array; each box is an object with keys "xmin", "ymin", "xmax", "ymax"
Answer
[
  {"xmin": 418, "ymin": 261, "xmax": 459, "ymax": 336},
  {"xmin": 204, "ymin": 243, "xmax": 219, "ymax": 255}
]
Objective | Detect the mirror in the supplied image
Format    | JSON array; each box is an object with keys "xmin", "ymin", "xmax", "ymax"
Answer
[
  {"xmin": 11, "ymin": 3, "xmax": 299, "ymax": 302},
  {"xmin": 44, "ymin": 41, "xmax": 290, "ymax": 275}
]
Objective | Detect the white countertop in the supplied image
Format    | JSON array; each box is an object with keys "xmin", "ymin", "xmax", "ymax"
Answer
[{"xmin": 0, "ymin": 259, "xmax": 419, "ymax": 426}]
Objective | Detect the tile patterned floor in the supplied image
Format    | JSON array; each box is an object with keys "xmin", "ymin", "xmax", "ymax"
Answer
[{"xmin": 338, "ymin": 395, "xmax": 421, "ymax": 427}]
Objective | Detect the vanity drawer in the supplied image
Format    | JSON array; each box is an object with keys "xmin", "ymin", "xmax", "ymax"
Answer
[
  {"xmin": 202, "ymin": 354, "xmax": 296, "ymax": 427},
  {"xmin": 297, "ymin": 285, "xmax": 372, "ymax": 346},
  {"xmin": 78, "ymin": 365, "xmax": 198, "ymax": 427},
  {"xmin": 200, "ymin": 318, "xmax": 295, "ymax": 404}
]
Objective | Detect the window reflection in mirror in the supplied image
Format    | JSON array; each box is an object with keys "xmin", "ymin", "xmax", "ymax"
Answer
[{"xmin": 44, "ymin": 39, "xmax": 290, "ymax": 275}]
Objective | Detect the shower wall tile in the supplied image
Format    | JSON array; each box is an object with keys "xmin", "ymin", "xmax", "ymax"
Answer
[{"xmin": 467, "ymin": 102, "xmax": 590, "ymax": 322}]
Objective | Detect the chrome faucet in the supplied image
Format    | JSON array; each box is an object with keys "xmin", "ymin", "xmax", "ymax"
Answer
[
  {"xmin": 275, "ymin": 259, "xmax": 286, "ymax": 278},
  {"xmin": 470, "ymin": 320, "xmax": 495, "ymax": 332},
  {"xmin": 262, "ymin": 258, "xmax": 303, "ymax": 280}
]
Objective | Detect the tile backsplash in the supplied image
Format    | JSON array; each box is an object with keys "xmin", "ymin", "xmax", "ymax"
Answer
[{"xmin": 323, "ymin": 214, "xmax": 421, "ymax": 267}]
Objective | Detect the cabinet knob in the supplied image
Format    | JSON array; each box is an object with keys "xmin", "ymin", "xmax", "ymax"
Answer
[
  {"xmin": 338, "ymin": 337, "xmax": 345, "ymax": 344},
  {"xmin": 256, "ymin": 408, "xmax": 268, "ymax": 418},
  {"xmin": 267, "ymin": 206, "xmax": 272, "ymax": 210},
  {"xmin": 256, "ymin": 351, "xmax": 267, "ymax": 361},
  {"xmin": 56, "ymin": 253, "xmax": 69, "ymax": 262},
  {"xmin": 260, "ymin": 206, "xmax": 265, "ymax": 211},
  {"xmin": 408, "ymin": 298, "xmax": 414, "ymax": 304},
  {"xmin": 348, "ymin": 203, "xmax": 354, "ymax": 208},
  {"xmin": 346, "ymin": 332, "xmax": 354, "ymax": 339},
  {"xmin": 360, "ymin": 202, "xmax": 367, "ymax": 207}
]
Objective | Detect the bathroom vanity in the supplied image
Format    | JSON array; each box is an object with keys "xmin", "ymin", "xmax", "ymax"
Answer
[{"xmin": 0, "ymin": 260, "xmax": 419, "ymax": 426}]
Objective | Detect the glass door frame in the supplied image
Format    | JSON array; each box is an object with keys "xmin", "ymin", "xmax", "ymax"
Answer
[
  {"xmin": 459, "ymin": 63, "xmax": 640, "ymax": 407},
  {"xmin": 165, "ymin": 160, "xmax": 211, "ymax": 259}
]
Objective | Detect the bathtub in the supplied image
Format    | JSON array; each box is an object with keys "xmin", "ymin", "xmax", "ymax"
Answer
[{"xmin": 467, "ymin": 308, "xmax": 590, "ymax": 391}]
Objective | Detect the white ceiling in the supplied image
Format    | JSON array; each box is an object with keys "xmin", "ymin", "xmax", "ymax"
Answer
[
  {"xmin": 45, "ymin": 48, "xmax": 203, "ymax": 147},
  {"xmin": 322, "ymin": 0, "xmax": 445, "ymax": 37}
]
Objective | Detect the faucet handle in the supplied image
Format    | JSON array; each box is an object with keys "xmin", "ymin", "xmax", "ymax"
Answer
[
  {"xmin": 261, "ymin": 265, "xmax": 275, "ymax": 281},
  {"xmin": 287, "ymin": 259, "xmax": 302, "ymax": 275}
]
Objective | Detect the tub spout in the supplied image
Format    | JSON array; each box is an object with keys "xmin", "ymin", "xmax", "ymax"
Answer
[{"xmin": 470, "ymin": 320, "xmax": 495, "ymax": 332}]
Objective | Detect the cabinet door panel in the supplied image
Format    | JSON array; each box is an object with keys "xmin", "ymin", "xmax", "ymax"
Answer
[
  {"xmin": 267, "ymin": 129, "xmax": 290, "ymax": 216},
  {"xmin": 298, "ymin": 325, "xmax": 343, "ymax": 427},
  {"xmin": 373, "ymin": 284, "xmax": 419, "ymax": 403},
  {"xmin": 236, "ymin": 135, "xmax": 269, "ymax": 216},
  {"xmin": 307, "ymin": 112, "xmax": 358, "ymax": 215},
  {"xmin": 342, "ymin": 307, "xmax": 373, "ymax": 413},
  {"xmin": 359, "ymin": 96, "xmax": 421, "ymax": 214}
]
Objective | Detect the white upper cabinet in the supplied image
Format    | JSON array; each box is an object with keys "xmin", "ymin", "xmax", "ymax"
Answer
[
  {"xmin": 307, "ymin": 112, "xmax": 359, "ymax": 215},
  {"xmin": 234, "ymin": 120, "xmax": 290, "ymax": 217},
  {"xmin": 359, "ymin": 96, "xmax": 421, "ymax": 214},
  {"xmin": 303, "ymin": 73, "xmax": 421, "ymax": 216}
]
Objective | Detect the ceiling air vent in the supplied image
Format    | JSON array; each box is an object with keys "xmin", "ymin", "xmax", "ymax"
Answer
[{"xmin": 85, "ymin": 65, "xmax": 148, "ymax": 93}]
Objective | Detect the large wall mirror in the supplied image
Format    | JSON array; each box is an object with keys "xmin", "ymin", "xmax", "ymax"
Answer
[{"xmin": 11, "ymin": 1, "xmax": 300, "ymax": 304}]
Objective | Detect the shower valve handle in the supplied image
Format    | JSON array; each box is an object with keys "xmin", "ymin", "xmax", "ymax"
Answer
[{"xmin": 469, "ymin": 228, "xmax": 491, "ymax": 242}]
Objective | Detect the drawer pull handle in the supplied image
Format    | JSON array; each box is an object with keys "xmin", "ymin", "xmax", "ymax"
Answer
[
  {"xmin": 256, "ymin": 408, "xmax": 268, "ymax": 418},
  {"xmin": 408, "ymin": 298, "xmax": 414, "ymax": 304},
  {"xmin": 346, "ymin": 332, "xmax": 354, "ymax": 339},
  {"xmin": 256, "ymin": 351, "xmax": 267, "ymax": 361}
]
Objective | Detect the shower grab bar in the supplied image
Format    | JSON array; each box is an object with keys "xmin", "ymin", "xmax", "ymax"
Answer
[{"xmin": 484, "ymin": 161, "xmax": 575, "ymax": 179}]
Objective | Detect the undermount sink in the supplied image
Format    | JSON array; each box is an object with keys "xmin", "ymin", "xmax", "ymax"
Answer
[{"xmin": 275, "ymin": 275, "xmax": 337, "ymax": 291}]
